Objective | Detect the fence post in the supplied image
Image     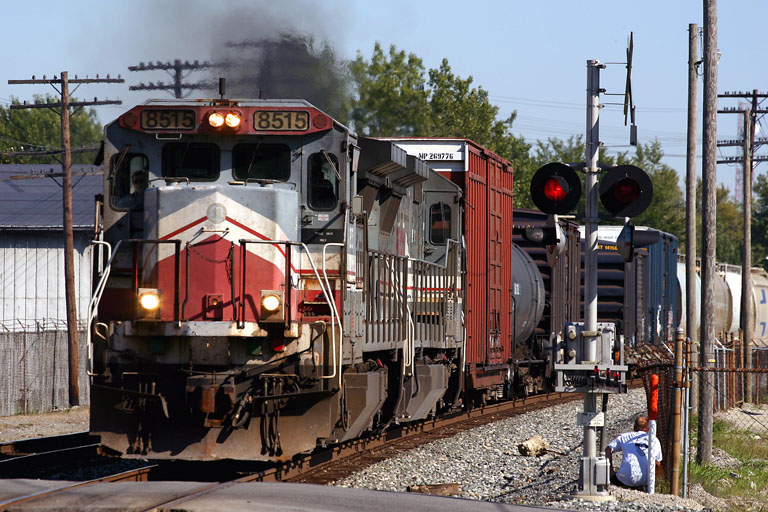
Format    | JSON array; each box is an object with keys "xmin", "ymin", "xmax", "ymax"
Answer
[
  {"xmin": 671, "ymin": 328, "xmax": 684, "ymax": 496},
  {"xmin": 682, "ymin": 339, "xmax": 692, "ymax": 498},
  {"xmin": 648, "ymin": 373, "xmax": 659, "ymax": 494}
]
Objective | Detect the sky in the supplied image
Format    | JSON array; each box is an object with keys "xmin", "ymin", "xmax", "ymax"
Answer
[{"xmin": 1, "ymin": 0, "xmax": 766, "ymax": 195}]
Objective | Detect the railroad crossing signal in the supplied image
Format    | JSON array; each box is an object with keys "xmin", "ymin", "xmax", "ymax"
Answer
[
  {"xmin": 530, "ymin": 163, "xmax": 582, "ymax": 215},
  {"xmin": 616, "ymin": 223, "xmax": 660, "ymax": 262},
  {"xmin": 598, "ymin": 164, "xmax": 653, "ymax": 218}
]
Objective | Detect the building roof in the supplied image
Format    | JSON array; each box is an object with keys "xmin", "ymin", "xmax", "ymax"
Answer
[{"xmin": 0, "ymin": 164, "xmax": 102, "ymax": 230}]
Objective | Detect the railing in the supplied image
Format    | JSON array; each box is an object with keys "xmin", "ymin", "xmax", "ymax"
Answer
[
  {"xmin": 364, "ymin": 240, "xmax": 461, "ymax": 352},
  {"xmin": 238, "ymin": 239, "xmax": 342, "ymax": 386},
  {"xmin": 86, "ymin": 238, "xmax": 181, "ymax": 370},
  {"xmin": 366, "ymin": 251, "xmax": 408, "ymax": 347}
]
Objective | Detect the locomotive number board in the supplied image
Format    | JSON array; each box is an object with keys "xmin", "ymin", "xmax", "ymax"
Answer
[
  {"xmin": 140, "ymin": 109, "xmax": 196, "ymax": 130},
  {"xmin": 253, "ymin": 110, "xmax": 310, "ymax": 131}
]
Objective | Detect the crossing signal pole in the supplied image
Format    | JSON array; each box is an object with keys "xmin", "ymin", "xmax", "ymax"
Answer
[
  {"xmin": 8, "ymin": 72, "xmax": 123, "ymax": 407},
  {"xmin": 529, "ymin": 55, "xmax": 654, "ymax": 498},
  {"xmin": 128, "ymin": 60, "xmax": 218, "ymax": 98}
]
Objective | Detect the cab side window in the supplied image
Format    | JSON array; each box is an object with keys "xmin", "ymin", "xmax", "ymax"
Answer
[
  {"xmin": 308, "ymin": 152, "xmax": 339, "ymax": 210},
  {"xmin": 429, "ymin": 203, "xmax": 451, "ymax": 245},
  {"xmin": 111, "ymin": 154, "xmax": 149, "ymax": 210}
]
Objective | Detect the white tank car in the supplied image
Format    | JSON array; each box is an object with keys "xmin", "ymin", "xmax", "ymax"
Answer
[
  {"xmin": 677, "ymin": 262, "xmax": 768, "ymax": 342},
  {"xmin": 751, "ymin": 268, "xmax": 768, "ymax": 341},
  {"xmin": 676, "ymin": 262, "xmax": 700, "ymax": 338}
]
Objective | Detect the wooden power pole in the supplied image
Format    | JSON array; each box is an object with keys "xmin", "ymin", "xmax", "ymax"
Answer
[
  {"xmin": 698, "ymin": 0, "xmax": 718, "ymax": 465},
  {"xmin": 717, "ymin": 90, "xmax": 768, "ymax": 404},
  {"xmin": 8, "ymin": 72, "xmax": 122, "ymax": 407},
  {"xmin": 686, "ymin": 23, "xmax": 699, "ymax": 410}
]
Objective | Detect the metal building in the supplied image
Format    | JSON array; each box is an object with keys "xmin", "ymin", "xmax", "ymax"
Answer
[{"xmin": 0, "ymin": 164, "xmax": 99, "ymax": 414}]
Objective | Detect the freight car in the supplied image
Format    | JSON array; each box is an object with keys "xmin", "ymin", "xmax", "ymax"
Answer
[
  {"xmin": 579, "ymin": 225, "xmax": 679, "ymax": 346},
  {"xmin": 676, "ymin": 261, "xmax": 768, "ymax": 343},
  {"xmin": 87, "ymin": 99, "xmax": 558, "ymax": 461}
]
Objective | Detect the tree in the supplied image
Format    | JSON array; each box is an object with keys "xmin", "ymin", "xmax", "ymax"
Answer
[
  {"xmin": 752, "ymin": 173, "xmax": 768, "ymax": 270},
  {"xmin": 349, "ymin": 43, "xmax": 431, "ymax": 137},
  {"xmin": 349, "ymin": 43, "xmax": 530, "ymax": 171},
  {"xmin": 694, "ymin": 178, "xmax": 743, "ymax": 265},
  {"xmin": 629, "ymin": 140, "xmax": 685, "ymax": 242},
  {"xmin": 0, "ymin": 95, "xmax": 102, "ymax": 165}
]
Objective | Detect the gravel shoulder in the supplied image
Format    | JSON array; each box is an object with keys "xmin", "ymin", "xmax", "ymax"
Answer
[
  {"xmin": 0, "ymin": 406, "xmax": 89, "ymax": 443},
  {"xmin": 335, "ymin": 389, "xmax": 721, "ymax": 512}
]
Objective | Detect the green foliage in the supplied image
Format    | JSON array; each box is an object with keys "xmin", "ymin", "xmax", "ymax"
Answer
[
  {"xmin": 630, "ymin": 140, "xmax": 685, "ymax": 242},
  {"xmin": 349, "ymin": 43, "xmax": 531, "ymax": 175},
  {"xmin": 0, "ymin": 95, "xmax": 102, "ymax": 164},
  {"xmin": 688, "ymin": 417, "xmax": 768, "ymax": 503},
  {"xmin": 695, "ymin": 178, "xmax": 744, "ymax": 265},
  {"xmin": 752, "ymin": 173, "xmax": 768, "ymax": 271},
  {"xmin": 349, "ymin": 43, "xmax": 431, "ymax": 137}
]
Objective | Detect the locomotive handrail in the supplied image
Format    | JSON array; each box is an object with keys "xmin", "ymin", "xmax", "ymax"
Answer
[
  {"xmin": 238, "ymin": 239, "xmax": 342, "ymax": 384},
  {"xmin": 87, "ymin": 239, "xmax": 182, "ymax": 333},
  {"xmin": 86, "ymin": 240, "xmax": 115, "ymax": 376},
  {"xmin": 322, "ymin": 242, "xmax": 344, "ymax": 388},
  {"xmin": 126, "ymin": 239, "xmax": 183, "ymax": 322}
]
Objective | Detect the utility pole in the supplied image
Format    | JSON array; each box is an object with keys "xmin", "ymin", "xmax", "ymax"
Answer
[
  {"xmin": 686, "ymin": 23, "xmax": 699, "ymax": 410},
  {"xmin": 717, "ymin": 91, "xmax": 768, "ymax": 403},
  {"xmin": 742, "ymin": 109, "xmax": 754, "ymax": 402},
  {"xmin": 128, "ymin": 59, "xmax": 217, "ymax": 98},
  {"xmin": 8, "ymin": 72, "xmax": 122, "ymax": 407},
  {"xmin": 698, "ymin": 0, "xmax": 718, "ymax": 465}
]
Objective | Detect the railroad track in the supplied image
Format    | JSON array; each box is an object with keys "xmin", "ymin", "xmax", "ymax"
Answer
[{"xmin": 0, "ymin": 383, "xmax": 642, "ymax": 510}]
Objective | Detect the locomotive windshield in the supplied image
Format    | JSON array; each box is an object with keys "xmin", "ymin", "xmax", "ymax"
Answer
[
  {"xmin": 232, "ymin": 143, "xmax": 291, "ymax": 181},
  {"xmin": 162, "ymin": 142, "xmax": 220, "ymax": 181}
]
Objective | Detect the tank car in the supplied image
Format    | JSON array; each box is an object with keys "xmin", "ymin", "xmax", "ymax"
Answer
[
  {"xmin": 512, "ymin": 209, "xmax": 581, "ymax": 395},
  {"xmin": 676, "ymin": 261, "xmax": 768, "ymax": 343},
  {"xmin": 88, "ymin": 100, "xmax": 535, "ymax": 462}
]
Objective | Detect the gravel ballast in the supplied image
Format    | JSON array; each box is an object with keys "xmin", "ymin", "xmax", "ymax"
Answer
[{"xmin": 335, "ymin": 389, "xmax": 718, "ymax": 511}]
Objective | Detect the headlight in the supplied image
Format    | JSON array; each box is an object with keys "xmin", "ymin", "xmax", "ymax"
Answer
[
  {"xmin": 262, "ymin": 294, "xmax": 281, "ymax": 312},
  {"xmin": 225, "ymin": 112, "xmax": 241, "ymax": 128},
  {"xmin": 208, "ymin": 112, "xmax": 225, "ymax": 128},
  {"xmin": 139, "ymin": 290, "xmax": 160, "ymax": 310}
]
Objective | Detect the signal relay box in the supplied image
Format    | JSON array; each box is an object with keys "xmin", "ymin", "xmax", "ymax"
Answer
[{"xmin": 553, "ymin": 322, "xmax": 628, "ymax": 393}]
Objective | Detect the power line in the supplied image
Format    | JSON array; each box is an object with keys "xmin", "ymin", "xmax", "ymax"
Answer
[{"xmin": 128, "ymin": 59, "xmax": 220, "ymax": 98}]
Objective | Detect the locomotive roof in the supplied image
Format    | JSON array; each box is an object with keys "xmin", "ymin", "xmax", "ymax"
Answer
[
  {"xmin": 137, "ymin": 98, "xmax": 321, "ymax": 109},
  {"xmin": 0, "ymin": 164, "xmax": 101, "ymax": 230}
]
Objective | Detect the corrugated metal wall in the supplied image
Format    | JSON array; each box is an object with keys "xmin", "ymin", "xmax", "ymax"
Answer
[
  {"xmin": 0, "ymin": 231, "xmax": 93, "ymax": 332},
  {"xmin": 464, "ymin": 145, "xmax": 514, "ymax": 369},
  {"xmin": 0, "ymin": 230, "xmax": 94, "ymax": 414}
]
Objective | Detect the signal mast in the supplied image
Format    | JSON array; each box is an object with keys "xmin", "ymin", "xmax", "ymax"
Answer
[{"xmin": 526, "ymin": 45, "xmax": 657, "ymax": 498}]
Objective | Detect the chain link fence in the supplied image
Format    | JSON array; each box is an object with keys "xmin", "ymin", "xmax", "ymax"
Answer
[
  {"xmin": 629, "ymin": 335, "xmax": 768, "ymax": 490},
  {"xmin": 0, "ymin": 321, "xmax": 89, "ymax": 416}
]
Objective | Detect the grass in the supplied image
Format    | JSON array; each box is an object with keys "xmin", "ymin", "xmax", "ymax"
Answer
[{"xmin": 687, "ymin": 414, "xmax": 768, "ymax": 509}]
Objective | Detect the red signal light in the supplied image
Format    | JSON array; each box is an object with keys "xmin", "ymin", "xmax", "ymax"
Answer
[
  {"xmin": 599, "ymin": 165, "xmax": 652, "ymax": 217},
  {"xmin": 544, "ymin": 177, "xmax": 568, "ymax": 202},
  {"xmin": 612, "ymin": 178, "xmax": 640, "ymax": 204},
  {"xmin": 530, "ymin": 163, "xmax": 581, "ymax": 215}
]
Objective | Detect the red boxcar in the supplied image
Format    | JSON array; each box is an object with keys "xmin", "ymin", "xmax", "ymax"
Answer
[{"xmin": 387, "ymin": 139, "xmax": 514, "ymax": 390}]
